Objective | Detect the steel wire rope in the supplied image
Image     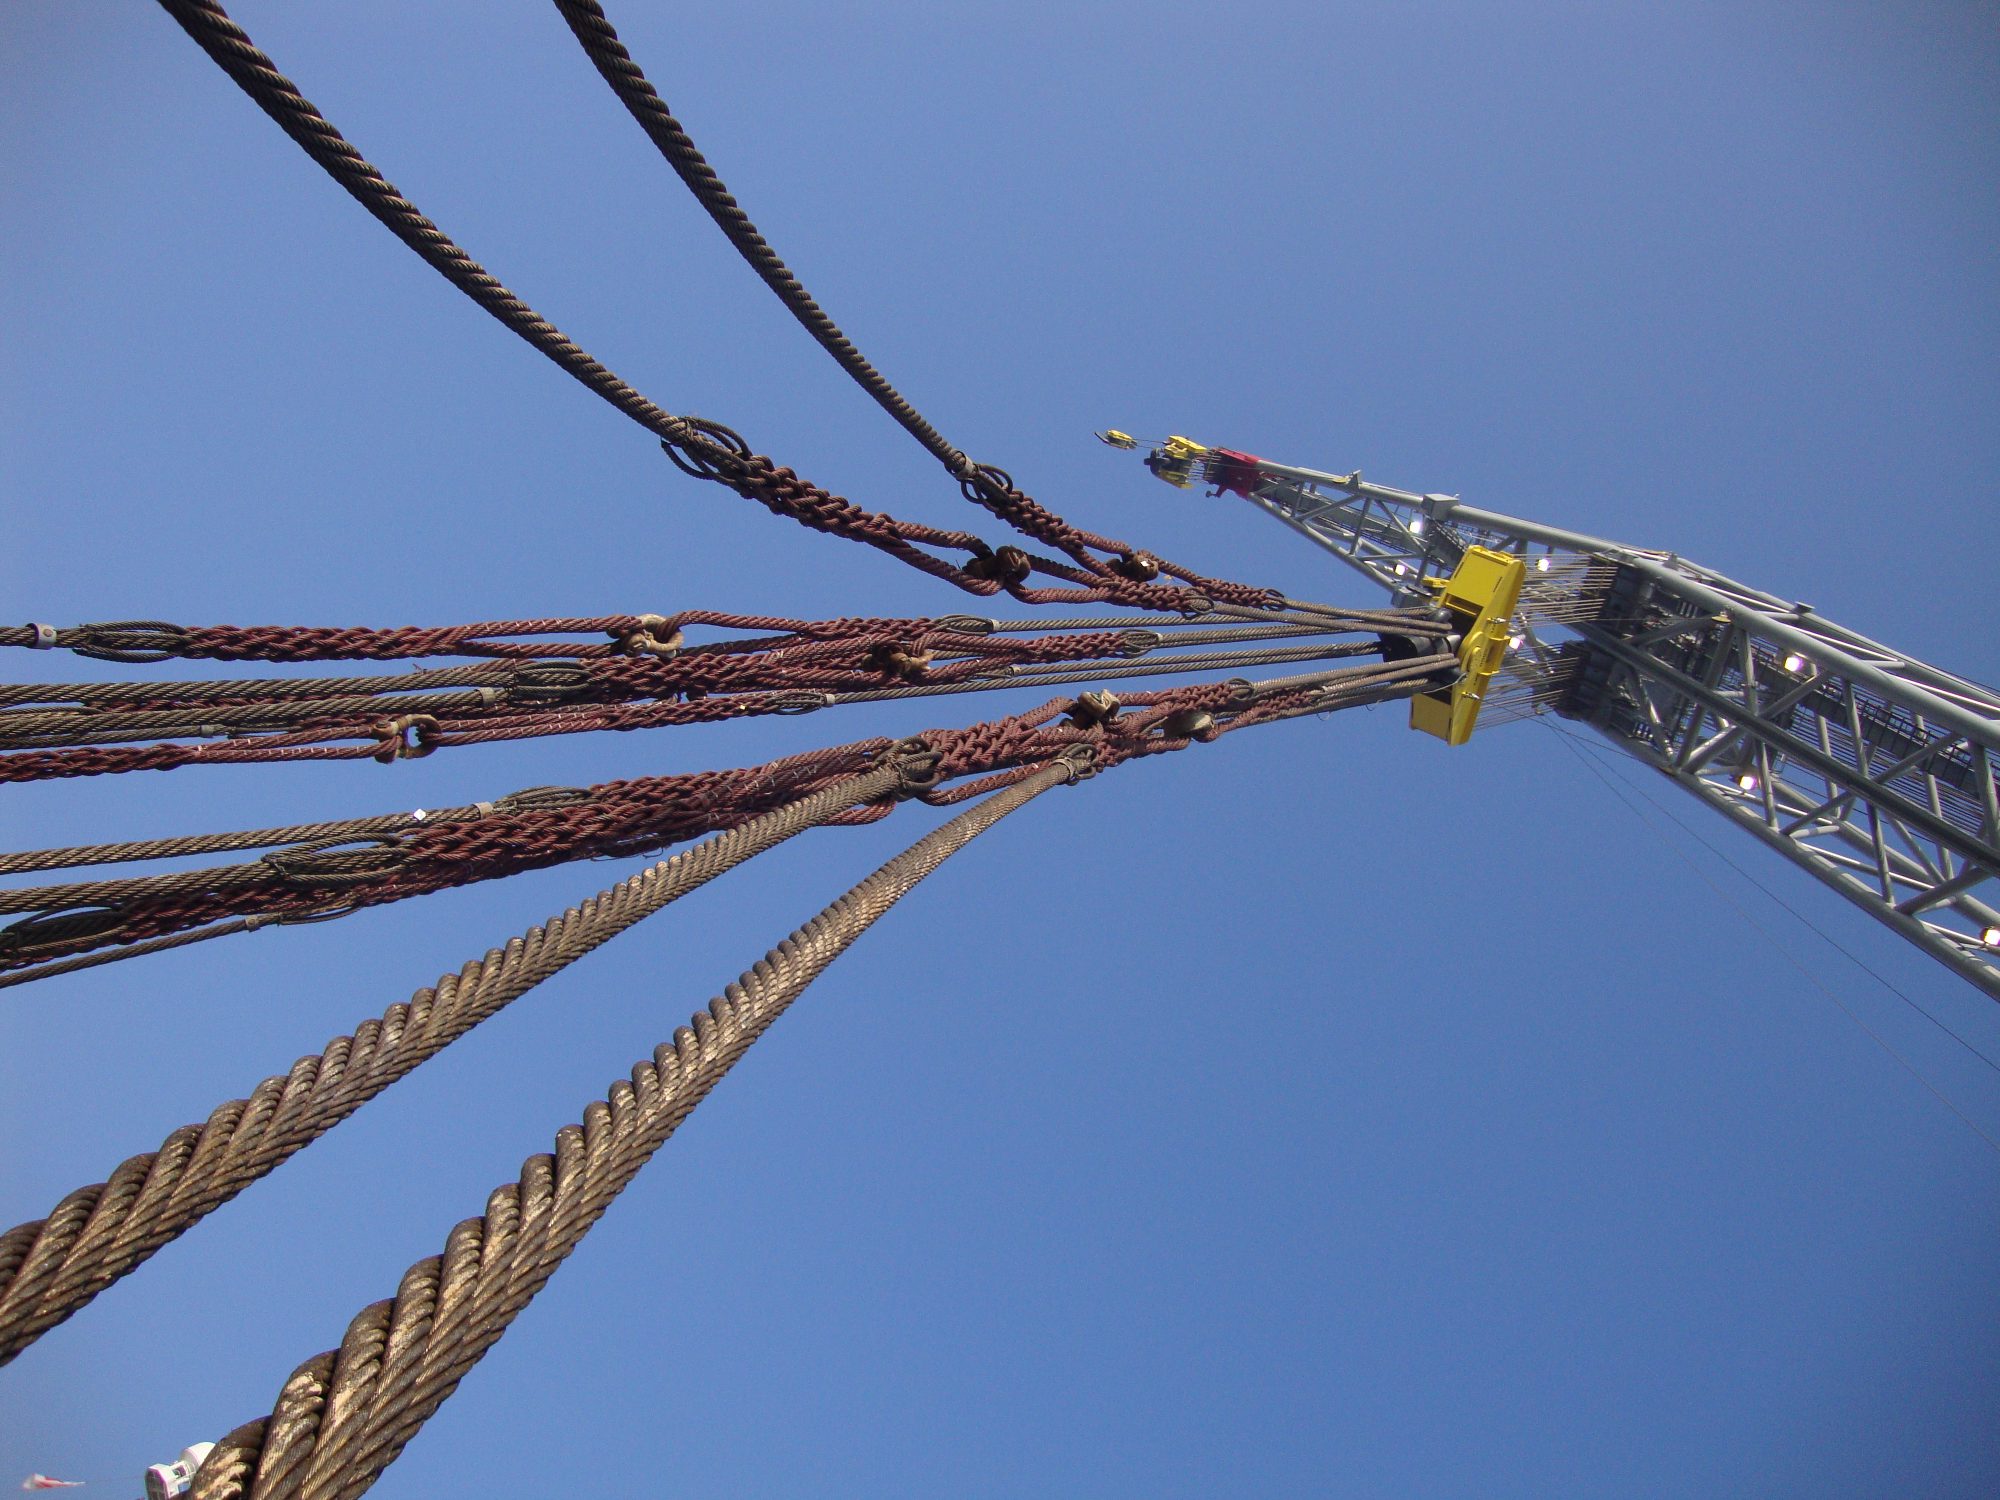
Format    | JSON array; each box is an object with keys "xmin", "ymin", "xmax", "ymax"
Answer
[
  {"xmin": 150, "ymin": 0, "xmax": 1276, "ymax": 611},
  {"xmin": 0, "ymin": 758, "xmax": 916, "ymax": 1366},
  {"xmin": 549, "ymin": 0, "xmax": 1230, "ymax": 594},
  {"xmin": 0, "ymin": 630, "xmax": 1437, "ymax": 783},
  {"xmin": 0, "ymin": 668, "xmax": 1416, "ymax": 973},
  {"xmin": 178, "ymin": 759, "xmax": 1074, "ymax": 1500}
]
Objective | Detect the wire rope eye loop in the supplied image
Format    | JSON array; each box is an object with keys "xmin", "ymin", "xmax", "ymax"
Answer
[
  {"xmin": 1053, "ymin": 743, "xmax": 1099, "ymax": 784},
  {"xmin": 958, "ymin": 462, "xmax": 1015, "ymax": 505},
  {"xmin": 260, "ymin": 835, "xmax": 412, "ymax": 888},
  {"xmin": 1176, "ymin": 592, "xmax": 1215, "ymax": 619},
  {"xmin": 1115, "ymin": 629, "xmax": 1161, "ymax": 658},
  {"xmin": 509, "ymin": 660, "xmax": 593, "ymax": 701},
  {"xmin": 659, "ymin": 418, "xmax": 751, "ymax": 482},
  {"xmin": 769, "ymin": 689, "xmax": 832, "ymax": 716},
  {"xmin": 493, "ymin": 784, "xmax": 592, "ymax": 814},
  {"xmin": 274, "ymin": 899, "xmax": 363, "ymax": 927},
  {"xmin": 370, "ymin": 713, "xmax": 441, "ymax": 763},
  {"xmin": 70, "ymin": 620, "xmax": 190, "ymax": 663},
  {"xmin": 880, "ymin": 735, "xmax": 943, "ymax": 797},
  {"xmin": 935, "ymin": 614, "xmax": 996, "ymax": 636},
  {"xmin": 0, "ymin": 903, "xmax": 127, "ymax": 958}
]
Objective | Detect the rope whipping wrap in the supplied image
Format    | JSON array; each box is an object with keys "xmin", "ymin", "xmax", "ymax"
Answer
[
  {"xmin": 181, "ymin": 760, "xmax": 1072, "ymax": 1500},
  {"xmin": 550, "ymin": 0, "xmax": 1262, "ymax": 602},
  {"xmin": 152, "ymin": 0, "xmax": 1274, "ymax": 611},
  {"xmin": 0, "ymin": 761, "xmax": 911, "ymax": 1366}
]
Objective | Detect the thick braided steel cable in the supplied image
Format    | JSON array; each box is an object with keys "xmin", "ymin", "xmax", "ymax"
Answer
[
  {"xmin": 153, "ymin": 0, "xmax": 690, "ymax": 441},
  {"xmin": 550, "ymin": 0, "xmax": 1257, "ymax": 595},
  {"xmin": 151, "ymin": 0, "xmax": 1277, "ymax": 609},
  {"xmin": 1, "ymin": 605, "xmax": 1424, "ymax": 669},
  {"xmin": 0, "ymin": 635, "xmax": 1377, "ymax": 751},
  {"xmin": 0, "ymin": 762, "xmax": 907, "ymax": 1366},
  {"xmin": 0, "ymin": 620, "xmax": 1374, "ymax": 711},
  {"xmin": 0, "ymin": 665, "xmax": 1448, "ymax": 970},
  {"xmin": 0, "ymin": 629, "xmax": 1429, "ymax": 782},
  {"xmin": 0, "ymin": 795, "xmax": 558, "ymax": 878},
  {"xmin": 142, "ymin": 2, "xmax": 1052, "ymax": 599},
  {"xmin": 180, "ymin": 761, "xmax": 1070, "ymax": 1500},
  {"xmin": 552, "ymin": 0, "xmax": 958, "ymax": 469},
  {"xmin": 0, "ymin": 919, "xmax": 260, "ymax": 992},
  {"xmin": 0, "ymin": 677, "xmax": 1239, "ymax": 968}
]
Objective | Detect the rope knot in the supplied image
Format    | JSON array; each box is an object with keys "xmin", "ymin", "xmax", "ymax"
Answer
[
  {"xmin": 610, "ymin": 615, "xmax": 684, "ymax": 658},
  {"xmin": 1113, "ymin": 550, "xmax": 1161, "ymax": 582},
  {"xmin": 1065, "ymin": 690, "xmax": 1121, "ymax": 729},
  {"xmin": 863, "ymin": 641, "xmax": 935, "ymax": 681},
  {"xmin": 963, "ymin": 545, "xmax": 1033, "ymax": 588},
  {"xmin": 370, "ymin": 713, "xmax": 441, "ymax": 763},
  {"xmin": 1157, "ymin": 707, "xmax": 1218, "ymax": 741}
]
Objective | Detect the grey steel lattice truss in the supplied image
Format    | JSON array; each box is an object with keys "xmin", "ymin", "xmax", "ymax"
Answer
[{"xmin": 1206, "ymin": 453, "xmax": 2000, "ymax": 1001}]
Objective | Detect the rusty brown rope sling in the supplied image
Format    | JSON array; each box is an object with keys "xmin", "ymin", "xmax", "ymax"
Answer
[
  {"xmin": 169, "ymin": 759, "xmax": 1073, "ymax": 1500},
  {"xmin": 151, "ymin": 0, "xmax": 1276, "ymax": 612},
  {"xmin": 0, "ymin": 655, "xmax": 1453, "ymax": 980},
  {"xmin": 0, "ymin": 753, "xmax": 944, "ymax": 1367},
  {"xmin": 551, "ymin": 0, "xmax": 1196, "ymax": 588},
  {"xmin": 0, "ymin": 603, "xmax": 1431, "ymax": 666},
  {"xmin": 0, "ymin": 606, "xmax": 1444, "ymax": 782}
]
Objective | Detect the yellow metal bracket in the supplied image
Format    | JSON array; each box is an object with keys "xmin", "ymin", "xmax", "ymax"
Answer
[
  {"xmin": 1409, "ymin": 545, "xmax": 1525, "ymax": 746},
  {"xmin": 1140, "ymin": 434, "xmax": 1210, "ymax": 488}
]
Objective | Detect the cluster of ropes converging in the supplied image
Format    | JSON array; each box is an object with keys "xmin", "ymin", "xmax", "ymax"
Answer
[
  {"xmin": 20, "ymin": 6, "xmax": 2000, "ymax": 1495},
  {"xmin": 2, "ymin": 6, "xmax": 1471, "ymax": 1497}
]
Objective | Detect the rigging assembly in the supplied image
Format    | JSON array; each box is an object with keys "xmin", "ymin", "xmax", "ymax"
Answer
[{"xmin": 4, "ymin": 3, "xmax": 1994, "ymax": 1497}]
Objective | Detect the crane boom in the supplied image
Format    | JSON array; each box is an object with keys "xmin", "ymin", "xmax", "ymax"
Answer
[{"xmin": 1124, "ymin": 439, "xmax": 2000, "ymax": 1000}]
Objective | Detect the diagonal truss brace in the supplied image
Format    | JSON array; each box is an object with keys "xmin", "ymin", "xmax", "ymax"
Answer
[{"xmin": 1224, "ymin": 458, "xmax": 2000, "ymax": 1001}]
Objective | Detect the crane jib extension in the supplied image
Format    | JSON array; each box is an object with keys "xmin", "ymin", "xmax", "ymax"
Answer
[{"xmin": 1113, "ymin": 434, "xmax": 2000, "ymax": 1002}]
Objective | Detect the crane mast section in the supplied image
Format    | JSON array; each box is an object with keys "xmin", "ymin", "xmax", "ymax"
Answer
[{"xmin": 1225, "ymin": 456, "xmax": 2000, "ymax": 1001}]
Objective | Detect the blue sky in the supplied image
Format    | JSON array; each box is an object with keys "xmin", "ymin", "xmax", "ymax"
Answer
[{"xmin": 3, "ymin": 3, "xmax": 1997, "ymax": 1495}]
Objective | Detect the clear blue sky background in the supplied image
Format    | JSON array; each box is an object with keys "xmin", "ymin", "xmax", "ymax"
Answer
[{"xmin": 3, "ymin": 3, "xmax": 1998, "ymax": 1495}]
